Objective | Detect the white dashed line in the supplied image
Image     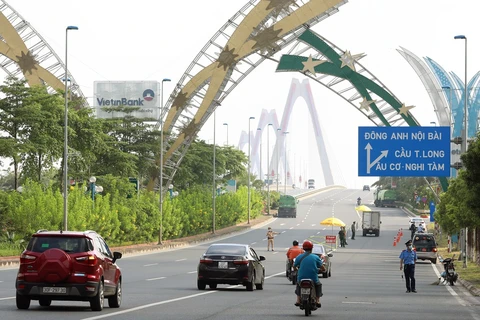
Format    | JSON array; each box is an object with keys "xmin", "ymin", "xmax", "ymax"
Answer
[
  {"xmin": 175, "ymin": 258, "xmax": 187, "ymax": 262},
  {"xmin": 251, "ymin": 242, "xmax": 257, "ymax": 245},
  {"xmin": 296, "ymin": 224, "xmax": 300, "ymax": 226},
  {"xmin": 311, "ymin": 224, "xmax": 316, "ymax": 226},
  {"xmin": 146, "ymin": 277, "xmax": 166, "ymax": 281},
  {"xmin": 143, "ymin": 263, "xmax": 158, "ymax": 267},
  {"xmin": 280, "ymin": 223, "xmax": 285, "ymax": 226},
  {"xmin": 281, "ymin": 231, "xmax": 286, "ymax": 233},
  {"xmin": 188, "ymin": 271, "xmax": 197, "ymax": 274},
  {"xmin": 289, "ymin": 227, "xmax": 294, "ymax": 229}
]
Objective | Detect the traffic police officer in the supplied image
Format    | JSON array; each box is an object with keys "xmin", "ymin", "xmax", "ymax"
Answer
[{"xmin": 399, "ymin": 239, "xmax": 417, "ymax": 293}]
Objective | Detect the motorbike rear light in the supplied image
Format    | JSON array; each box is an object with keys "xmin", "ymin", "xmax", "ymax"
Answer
[
  {"xmin": 300, "ymin": 281, "xmax": 312, "ymax": 288},
  {"xmin": 233, "ymin": 258, "xmax": 249, "ymax": 265},
  {"xmin": 76, "ymin": 254, "xmax": 97, "ymax": 265},
  {"xmin": 200, "ymin": 258, "xmax": 213, "ymax": 264}
]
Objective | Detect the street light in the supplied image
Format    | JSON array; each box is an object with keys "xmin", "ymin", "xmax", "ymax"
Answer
[
  {"xmin": 454, "ymin": 34, "xmax": 468, "ymax": 268},
  {"xmin": 212, "ymin": 110, "xmax": 217, "ymax": 234},
  {"xmin": 276, "ymin": 128, "xmax": 281, "ymax": 192},
  {"xmin": 158, "ymin": 78, "xmax": 171, "ymax": 245},
  {"xmin": 63, "ymin": 25, "xmax": 78, "ymax": 232},
  {"xmin": 223, "ymin": 123, "xmax": 229, "ymax": 146},
  {"xmin": 257, "ymin": 128, "xmax": 262, "ymax": 185},
  {"xmin": 267, "ymin": 123, "xmax": 272, "ymax": 215},
  {"xmin": 283, "ymin": 132, "xmax": 289, "ymax": 194},
  {"xmin": 248, "ymin": 117, "xmax": 255, "ymax": 224}
]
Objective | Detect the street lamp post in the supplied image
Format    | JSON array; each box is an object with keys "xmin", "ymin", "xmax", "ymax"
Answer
[
  {"xmin": 454, "ymin": 34, "xmax": 468, "ymax": 268},
  {"xmin": 276, "ymin": 128, "xmax": 281, "ymax": 192},
  {"xmin": 283, "ymin": 132, "xmax": 289, "ymax": 194},
  {"xmin": 63, "ymin": 25, "xmax": 78, "ymax": 232},
  {"xmin": 223, "ymin": 123, "xmax": 229, "ymax": 146},
  {"xmin": 248, "ymin": 117, "xmax": 255, "ymax": 224},
  {"xmin": 158, "ymin": 78, "xmax": 171, "ymax": 245},
  {"xmin": 213, "ymin": 110, "xmax": 217, "ymax": 234},
  {"xmin": 257, "ymin": 128, "xmax": 262, "ymax": 186},
  {"xmin": 267, "ymin": 124, "xmax": 272, "ymax": 215}
]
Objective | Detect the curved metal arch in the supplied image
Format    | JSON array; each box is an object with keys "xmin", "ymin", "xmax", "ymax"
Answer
[
  {"xmin": 0, "ymin": 0, "xmax": 85, "ymax": 100},
  {"xmin": 150, "ymin": 0, "xmax": 348, "ymax": 191},
  {"xmin": 275, "ymin": 29, "xmax": 448, "ymax": 191}
]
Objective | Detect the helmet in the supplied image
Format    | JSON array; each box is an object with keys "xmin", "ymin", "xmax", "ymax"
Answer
[
  {"xmin": 293, "ymin": 240, "xmax": 299, "ymax": 246},
  {"xmin": 302, "ymin": 240, "xmax": 313, "ymax": 250}
]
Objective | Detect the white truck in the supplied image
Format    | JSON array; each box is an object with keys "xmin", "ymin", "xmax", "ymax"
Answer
[{"xmin": 362, "ymin": 211, "xmax": 381, "ymax": 237}]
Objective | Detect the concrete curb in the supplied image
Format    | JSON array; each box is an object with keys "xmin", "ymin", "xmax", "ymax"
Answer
[{"xmin": 458, "ymin": 278, "xmax": 480, "ymax": 296}]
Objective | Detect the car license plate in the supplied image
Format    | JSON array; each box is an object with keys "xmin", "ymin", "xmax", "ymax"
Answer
[
  {"xmin": 421, "ymin": 248, "xmax": 426, "ymax": 252},
  {"xmin": 218, "ymin": 261, "xmax": 228, "ymax": 269},
  {"xmin": 42, "ymin": 287, "xmax": 66, "ymax": 294}
]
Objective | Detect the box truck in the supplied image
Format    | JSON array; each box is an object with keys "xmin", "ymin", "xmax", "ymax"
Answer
[{"xmin": 362, "ymin": 211, "xmax": 381, "ymax": 236}]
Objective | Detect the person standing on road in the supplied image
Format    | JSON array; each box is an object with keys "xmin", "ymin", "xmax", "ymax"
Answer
[
  {"xmin": 338, "ymin": 227, "xmax": 346, "ymax": 247},
  {"xmin": 266, "ymin": 227, "xmax": 279, "ymax": 251},
  {"xmin": 409, "ymin": 222, "xmax": 416, "ymax": 239},
  {"xmin": 399, "ymin": 239, "xmax": 417, "ymax": 293},
  {"xmin": 351, "ymin": 222, "xmax": 356, "ymax": 240}
]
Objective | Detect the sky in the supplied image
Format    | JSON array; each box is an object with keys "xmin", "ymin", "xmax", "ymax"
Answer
[{"xmin": 3, "ymin": 0, "xmax": 480, "ymax": 189}]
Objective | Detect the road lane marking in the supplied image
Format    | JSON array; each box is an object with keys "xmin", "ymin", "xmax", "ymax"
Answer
[
  {"xmin": 81, "ymin": 271, "xmax": 286, "ymax": 320},
  {"xmin": 311, "ymin": 224, "xmax": 316, "ymax": 227},
  {"xmin": 143, "ymin": 263, "xmax": 158, "ymax": 267},
  {"xmin": 251, "ymin": 242, "xmax": 257, "ymax": 245},
  {"xmin": 280, "ymin": 223, "xmax": 285, "ymax": 226},
  {"xmin": 342, "ymin": 301, "xmax": 373, "ymax": 304},
  {"xmin": 0, "ymin": 296, "xmax": 14, "ymax": 301},
  {"xmin": 187, "ymin": 271, "xmax": 197, "ymax": 274},
  {"xmin": 281, "ymin": 231, "xmax": 286, "ymax": 233},
  {"xmin": 296, "ymin": 224, "xmax": 300, "ymax": 226},
  {"xmin": 175, "ymin": 259, "xmax": 187, "ymax": 262},
  {"xmin": 146, "ymin": 277, "xmax": 166, "ymax": 281},
  {"xmin": 289, "ymin": 227, "xmax": 294, "ymax": 229}
]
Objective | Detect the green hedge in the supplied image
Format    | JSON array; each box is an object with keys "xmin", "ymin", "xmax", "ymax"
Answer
[{"xmin": 0, "ymin": 180, "xmax": 264, "ymax": 248}]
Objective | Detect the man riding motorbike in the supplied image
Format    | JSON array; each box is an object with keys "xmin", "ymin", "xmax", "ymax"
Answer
[
  {"xmin": 357, "ymin": 197, "xmax": 361, "ymax": 206},
  {"xmin": 286, "ymin": 240, "xmax": 304, "ymax": 277},
  {"xmin": 293, "ymin": 240, "xmax": 323, "ymax": 308}
]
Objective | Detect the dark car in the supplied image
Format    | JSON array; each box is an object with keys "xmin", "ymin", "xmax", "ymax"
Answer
[
  {"xmin": 197, "ymin": 243, "xmax": 266, "ymax": 291},
  {"xmin": 412, "ymin": 233, "xmax": 437, "ymax": 264},
  {"xmin": 363, "ymin": 185, "xmax": 370, "ymax": 191},
  {"xmin": 16, "ymin": 230, "xmax": 122, "ymax": 311},
  {"xmin": 312, "ymin": 244, "xmax": 333, "ymax": 278}
]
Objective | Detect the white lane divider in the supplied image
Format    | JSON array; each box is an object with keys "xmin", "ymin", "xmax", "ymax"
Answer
[
  {"xmin": 296, "ymin": 224, "xmax": 300, "ymax": 226},
  {"xmin": 82, "ymin": 272, "xmax": 286, "ymax": 320},
  {"xmin": 146, "ymin": 277, "xmax": 166, "ymax": 281},
  {"xmin": 280, "ymin": 223, "xmax": 285, "ymax": 226},
  {"xmin": 251, "ymin": 242, "xmax": 257, "ymax": 245},
  {"xmin": 187, "ymin": 271, "xmax": 197, "ymax": 274},
  {"xmin": 311, "ymin": 224, "xmax": 316, "ymax": 227},
  {"xmin": 175, "ymin": 258, "xmax": 187, "ymax": 262},
  {"xmin": 289, "ymin": 227, "xmax": 294, "ymax": 229},
  {"xmin": 143, "ymin": 263, "xmax": 158, "ymax": 267},
  {"xmin": 0, "ymin": 296, "xmax": 14, "ymax": 301},
  {"xmin": 281, "ymin": 231, "xmax": 286, "ymax": 233}
]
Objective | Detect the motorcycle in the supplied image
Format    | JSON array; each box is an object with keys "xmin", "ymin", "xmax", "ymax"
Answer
[
  {"xmin": 439, "ymin": 254, "xmax": 458, "ymax": 286},
  {"xmin": 288, "ymin": 259, "xmax": 297, "ymax": 285},
  {"xmin": 356, "ymin": 198, "xmax": 361, "ymax": 206},
  {"xmin": 298, "ymin": 279, "xmax": 318, "ymax": 316}
]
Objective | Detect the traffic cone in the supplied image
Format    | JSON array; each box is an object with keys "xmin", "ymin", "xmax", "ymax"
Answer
[
  {"xmin": 393, "ymin": 237, "xmax": 397, "ymax": 246},
  {"xmin": 400, "ymin": 228, "xmax": 403, "ymax": 237}
]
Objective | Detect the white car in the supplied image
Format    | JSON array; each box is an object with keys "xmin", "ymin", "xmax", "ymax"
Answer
[{"xmin": 409, "ymin": 217, "xmax": 426, "ymax": 229}]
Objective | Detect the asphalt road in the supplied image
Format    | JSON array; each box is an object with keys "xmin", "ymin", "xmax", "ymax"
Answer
[{"xmin": 1, "ymin": 188, "xmax": 479, "ymax": 320}]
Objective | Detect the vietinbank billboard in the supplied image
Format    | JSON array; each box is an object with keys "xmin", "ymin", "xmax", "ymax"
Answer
[{"xmin": 94, "ymin": 81, "xmax": 160, "ymax": 119}]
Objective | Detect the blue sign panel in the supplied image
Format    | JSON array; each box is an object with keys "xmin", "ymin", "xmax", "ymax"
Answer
[{"xmin": 358, "ymin": 126, "xmax": 451, "ymax": 177}]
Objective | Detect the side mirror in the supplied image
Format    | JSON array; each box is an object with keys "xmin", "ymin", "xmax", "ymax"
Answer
[
  {"xmin": 259, "ymin": 256, "xmax": 266, "ymax": 261},
  {"xmin": 112, "ymin": 251, "xmax": 123, "ymax": 263},
  {"xmin": 327, "ymin": 253, "xmax": 333, "ymax": 257}
]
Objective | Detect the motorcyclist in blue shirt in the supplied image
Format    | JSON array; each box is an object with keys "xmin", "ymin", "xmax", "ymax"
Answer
[{"xmin": 293, "ymin": 240, "xmax": 323, "ymax": 307}]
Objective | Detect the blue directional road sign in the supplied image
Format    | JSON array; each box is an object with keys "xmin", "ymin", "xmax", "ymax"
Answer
[{"xmin": 358, "ymin": 126, "xmax": 451, "ymax": 177}]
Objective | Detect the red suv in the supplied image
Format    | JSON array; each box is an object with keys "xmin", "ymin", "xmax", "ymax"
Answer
[{"xmin": 15, "ymin": 230, "xmax": 122, "ymax": 311}]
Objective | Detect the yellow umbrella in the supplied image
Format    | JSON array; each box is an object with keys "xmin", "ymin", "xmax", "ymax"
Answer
[
  {"xmin": 320, "ymin": 217, "xmax": 346, "ymax": 227},
  {"xmin": 355, "ymin": 205, "xmax": 372, "ymax": 212}
]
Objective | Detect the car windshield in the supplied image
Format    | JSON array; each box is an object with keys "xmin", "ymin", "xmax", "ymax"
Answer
[
  {"xmin": 312, "ymin": 245, "xmax": 325, "ymax": 255},
  {"xmin": 206, "ymin": 245, "xmax": 247, "ymax": 255},
  {"xmin": 28, "ymin": 236, "xmax": 88, "ymax": 253}
]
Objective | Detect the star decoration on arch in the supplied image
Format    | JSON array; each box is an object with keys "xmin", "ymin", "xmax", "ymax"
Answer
[
  {"xmin": 172, "ymin": 91, "xmax": 189, "ymax": 112},
  {"xmin": 265, "ymin": 0, "xmax": 298, "ymax": 16},
  {"xmin": 251, "ymin": 26, "xmax": 283, "ymax": 54},
  {"xmin": 359, "ymin": 97, "xmax": 377, "ymax": 112},
  {"xmin": 15, "ymin": 51, "xmax": 38, "ymax": 75},
  {"xmin": 181, "ymin": 120, "xmax": 199, "ymax": 139},
  {"xmin": 301, "ymin": 55, "xmax": 325, "ymax": 77},
  {"xmin": 217, "ymin": 45, "xmax": 239, "ymax": 71},
  {"xmin": 339, "ymin": 50, "xmax": 365, "ymax": 71},
  {"xmin": 398, "ymin": 103, "xmax": 415, "ymax": 116}
]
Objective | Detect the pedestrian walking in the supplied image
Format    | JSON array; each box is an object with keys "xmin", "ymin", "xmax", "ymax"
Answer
[
  {"xmin": 351, "ymin": 222, "xmax": 356, "ymax": 240},
  {"xmin": 399, "ymin": 239, "xmax": 417, "ymax": 293},
  {"xmin": 409, "ymin": 222, "xmax": 416, "ymax": 239},
  {"xmin": 266, "ymin": 227, "xmax": 279, "ymax": 251}
]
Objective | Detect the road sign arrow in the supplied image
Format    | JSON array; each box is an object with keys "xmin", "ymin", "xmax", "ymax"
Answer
[{"xmin": 365, "ymin": 143, "xmax": 388, "ymax": 173}]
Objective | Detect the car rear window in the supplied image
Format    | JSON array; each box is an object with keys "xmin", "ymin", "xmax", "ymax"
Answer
[
  {"xmin": 28, "ymin": 237, "xmax": 89, "ymax": 253},
  {"xmin": 413, "ymin": 235, "xmax": 436, "ymax": 248},
  {"xmin": 206, "ymin": 245, "xmax": 247, "ymax": 255}
]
